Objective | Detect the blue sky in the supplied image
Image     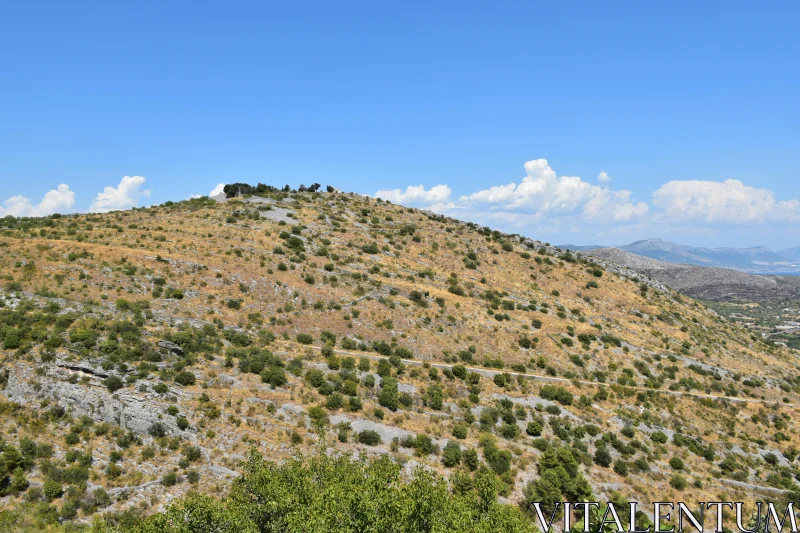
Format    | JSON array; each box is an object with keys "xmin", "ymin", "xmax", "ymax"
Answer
[{"xmin": 1, "ymin": 1, "xmax": 799, "ymax": 249}]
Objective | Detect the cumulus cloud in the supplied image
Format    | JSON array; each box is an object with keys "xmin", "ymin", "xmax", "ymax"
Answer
[
  {"xmin": 0, "ymin": 184, "xmax": 75, "ymax": 217},
  {"xmin": 374, "ymin": 184, "xmax": 452, "ymax": 205},
  {"xmin": 209, "ymin": 183, "xmax": 226, "ymax": 197},
  {"xmin": 457, "ymin": 159, "xmax": 648, "ymax": 222},
  {"xmin": 651, "ymin": 179, "xmax": 800, "ymax": 223},
  {"xmin": 381, "ymin": 160, "xmax": 800, "ymax": 243},
  {"xmin": 90, "ymin": 176, "xmax": 150, "ymax": 213}
]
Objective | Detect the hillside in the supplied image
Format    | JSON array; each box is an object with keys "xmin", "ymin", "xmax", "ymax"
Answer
[
  {"xmin": 1, "ymin": 189, "xmax": 800, "ymax": 530},
  {"xmin": 586, "ymin": 248, "xmax": 800, "ymax": 302}
]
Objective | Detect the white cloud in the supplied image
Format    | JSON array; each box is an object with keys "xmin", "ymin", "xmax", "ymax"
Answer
[
  {"xmin": 651, "ymin": 179, "xmax": 800, "ymax": 223},
  {"xmin": 457, "ymin": 159, "xmax": 648, "ymax": 222},
  {"xmin": 598, "ymin": 171, "xmax": 611, "ymax": 183},
  {"xmin": 209, "ymin": 183, "xmax": 226, "ymax": 197},
  {"xmin": 0, "ymin": 184, "xmax": 75, "ymax": 217},
  {"xmin": 90, "ymin": 176, "xmax": 149, "ymax": 213},
  {"xmin": 375, "ymin": 184, "xmax": 452, "ymax": 205}
]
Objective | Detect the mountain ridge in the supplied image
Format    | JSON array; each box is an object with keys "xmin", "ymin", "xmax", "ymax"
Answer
[{"xmin": 561, "ymin": 238, "xmax": 800, "ymax": 274}]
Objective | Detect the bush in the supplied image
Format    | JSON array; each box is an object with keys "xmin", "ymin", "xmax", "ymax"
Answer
[
  {"xmin": 149, "ymin": 422, "xmax": 167, "ymax": 438},
  {"xmin": 669, "ymin": 456, "xmax": 685, "ymax": 470},
  {"xmin": 296, "ymin": 333, "xmax": 313, "ymax": 345},
  {"xmin": 104, "ymin": 375, "xmax": 124, "ymax": 393},
  {"xmin": 526, "ymin": 420, "xmax": 543, "ymax": 437},
  {"xmin": 452, "ymin": 365, "xmax": 467, "ymax": 380},
  {"xmin": 540, "ymin": 385, "xmax": 573, "ymax": 406},
  {"xmin": 593, "ymin": 448, "xmax": 612, "ymax": 467},
  {"xmin": 499, "ymin": 423, "xmax": 519, "ymax": 440},
  {"xmin": 356, "ymin": 430, "xmax": 381, "ymax": 446},
  {"xmin": 3, "ymin": 333, "xmax": 21, "ymax": 350},
  {"xmin": 670, "ymin": 474, "xmax": 687, "ymax": 490},
  {"xmin": 174, "ymin": 371, "xmax": 196, "ymax": 386},
  {"xmin": 43, "ymin": 478, "xmax": 63, "ymax": 501},
  {"xmin": 651, "ymin": 431, "xmax": 668, "ymax": 444},
  {"xmin": 452, "ymin": 424, "xmax": 468, "ymax": 439},
  {"xmin": 361, "ymin": 243, "xmax": 379, "ymax": 254},
  {"xmin": 442, "ymin": 441, "xmax": 462, "ymax": 467},
  {"xmin": 261, "ymin": 367, "xmax": 287, "ymax": 388},
  {"xmin": 378, "ymin": 377, "xmax": 399, "ymax": 411},
  {"xmin": 161, "ymin": 472, "xmax": 178, "ymax": 487}
]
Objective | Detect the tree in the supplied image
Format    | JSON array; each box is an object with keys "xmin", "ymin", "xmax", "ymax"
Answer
[
  {"xmin": 2, "ymin": 446, "xmax": 25, "ymax": 479},
  {"xmin": 523, "ymin": 446, "xmax": 593, "ymax": 517},
  {"xmin": 9, "ymin": 467, "xmax": 28, "ymax": 494},
  {"xmin": 134, "ymin": 448, "xmax": 536, "ymax": 532}
]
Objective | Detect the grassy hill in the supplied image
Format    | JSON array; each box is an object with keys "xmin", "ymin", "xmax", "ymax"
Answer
[{"xmin": 1, "ymin": 189, "xmax": 799, "ymax": 531}]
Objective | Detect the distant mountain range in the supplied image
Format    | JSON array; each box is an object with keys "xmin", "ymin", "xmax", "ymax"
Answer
[
  {"xmin": 584, "ymin": 247, "xmax": 800, "ymax": 301},
  {"xmin": 561, "ymin": 238, "xmax": 800, "ymax": 274}
]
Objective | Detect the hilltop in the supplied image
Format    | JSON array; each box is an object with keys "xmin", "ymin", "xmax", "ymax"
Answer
[{"xmin": 1, "ymin": 188, "xmax": 800, "ymax": 530}]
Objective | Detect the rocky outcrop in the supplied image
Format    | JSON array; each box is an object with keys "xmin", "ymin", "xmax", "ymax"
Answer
[
  {"xmin": 158, "ymin": 340, "xmax": 185, "ymax": 356},
  {"xmin": 2, "ymin": 358, "xmax": 195, "ymax": 440}
]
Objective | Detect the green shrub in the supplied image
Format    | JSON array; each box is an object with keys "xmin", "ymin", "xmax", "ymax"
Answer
[
  {"xmin": 526, "ymin": 420, "xmax": 542, "ymax": 437},
  {"xmin": 670, "ymin": 474, "xmax": 687, "ymax": 490},
  {"xmin": 442, "ymin": 441, "xmax": 462, "ymax": 467},
  {"xmin": 651, "ymin": 431, "xmax": 668, "ymax": 444},
  {"xmin": 669, "ymin": 456, "xmax": 685, "ymax": 470},
  {"xmin": 593, "ymin": 448, "xmax": 612, "ymax": 467},
  {"xmin": 174, "ymin": 371, "xmax": 196, "ymax": 386},
  {"xmin": 104, "ymin": 375, "xmax": 124, "ymax": 393},
  {"xmin": 356, "ymin": 430, "xmax": 381, "ymax": 446}
]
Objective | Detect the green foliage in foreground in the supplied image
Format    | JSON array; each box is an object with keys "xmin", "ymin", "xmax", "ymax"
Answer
[{"xmin": 131, "ymin": 447, "xmax": 536, "ymax": 533}]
